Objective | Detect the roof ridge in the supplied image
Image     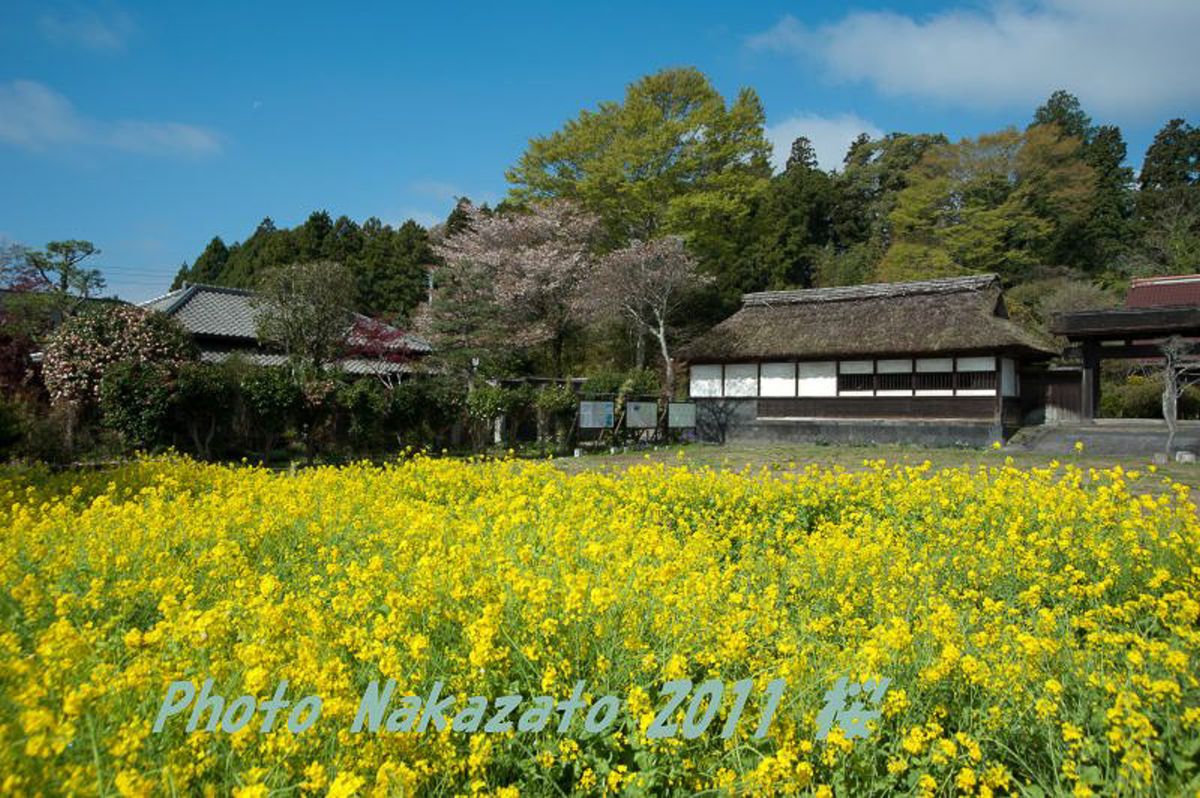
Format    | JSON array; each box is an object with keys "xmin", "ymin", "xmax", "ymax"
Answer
[
  {"xmin": 180, "ymin": 283, "xmax": 257, "ymax": 296},
  {"xmin": 139, "ymin": 285, "xmax": 191, "ymax": 306},
  {"xmin": 1130, "ymin": 274, "xmax": 1200, "ymax": 285},
  {"xmin": 742, "ymin": 274, "xmax": 999, "ymax": 307}
]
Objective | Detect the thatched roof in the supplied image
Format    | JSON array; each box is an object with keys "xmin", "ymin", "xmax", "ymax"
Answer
[{"xmin": 682, "ymin": 274, "xmax": 1057, "ymax": 362}]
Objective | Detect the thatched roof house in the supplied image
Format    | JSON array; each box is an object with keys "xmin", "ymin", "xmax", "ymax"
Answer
[
  {"xmin": 681, "ymin": 275, "xmax": 1058, "ymax": 445},
  {"xmin": 683, "ymin": 274, "xmax": 1055, "ymax": 362}
]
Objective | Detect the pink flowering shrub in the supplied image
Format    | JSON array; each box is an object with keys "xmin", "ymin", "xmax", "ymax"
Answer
[{"xmin": 42, "ymin": 306, "xmax": 196, "ymax": 408}]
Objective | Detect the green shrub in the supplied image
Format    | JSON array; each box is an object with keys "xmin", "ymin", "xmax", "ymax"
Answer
[
  {"xmin": 172, "ymin": 362, "xmax": 240, "ymax": 460},
  {"xmin": 581, "ymin": 370, "xmax": 624, "ymax": 397},
  {"xmin": 466, "ymin": 384, "xmax": 516, "ymax": 422},
  {"xmin": 335, "ymin": 379, "xmax": 389, "ymax": 452},
  {"xmin": 622, "ymin": 368, "xmax": 660, "ymax": 397},
  {"xmin": 533, "ymin": 384, "xmax": 576, "ymax": 415},
  {"xmin": 98, "ymin": 361, "xmax": 173, "ymax": 450},
  {"xmin": 0, "ymin": 397, "xmax": 22, "ymax": 459},
  {"xmin": 239, "ymin": 366, "xmax": 301, "ymax": 460},
  {"xmin": 582, "ymin": 368, "xmax": 659, "ymax": 398},
  {"xmin": 1101, "ymin": 374, "xmax": 1200, "ymax": 419}
]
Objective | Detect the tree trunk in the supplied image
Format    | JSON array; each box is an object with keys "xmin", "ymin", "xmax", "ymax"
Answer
[
  {"xmin": 655, "ymin": 320, "xmax": 673, "ymax": 441},
  {"xmin": 203, "ymin": 416, "xmax": 217, "ymax": 460},
  {"xmin": 1164, "ymin": 372, "xmax": 1178, "ymax": 459},
  {"xmin": 63, "ymin": 406, "xmax": 76, "ymax": 458},
  {"xmin": 655, "ymin": 320, "xmax": 673, "ymax": 400},
  {"xmin": 552, "ymin": 335, "xmax": 565, "ymax": 378}
]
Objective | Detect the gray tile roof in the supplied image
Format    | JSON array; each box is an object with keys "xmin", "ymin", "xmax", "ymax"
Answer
[
  {"xmin": 140, "ymin": 283, "xmax": 431, "ymax": 353},
  {"xmin": 199, "ymin": 349, "xmax": 424, "ymax": 375}
]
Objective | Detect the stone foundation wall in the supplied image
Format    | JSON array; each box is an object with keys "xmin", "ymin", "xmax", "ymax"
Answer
[{"xmin": 694, "ymin": 398, "xmax": 1004, "ymax": 448}]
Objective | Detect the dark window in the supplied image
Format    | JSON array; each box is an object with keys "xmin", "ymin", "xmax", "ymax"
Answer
[
  {"xmin": 913, "ymin": 372, "xmax": 954, "ymax": 391},
  {"xmin": 957, "ymin": 370, "xmax": 996, "ymax": 390},
  {"xmin": 837, "ymin": 372, "xmax": 874, "ymax": 393},
  {"xmin": 877, "ymin": 372, "xmax": 913, "ymax": 391}
]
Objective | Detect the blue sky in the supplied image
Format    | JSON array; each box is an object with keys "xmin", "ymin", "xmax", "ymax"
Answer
[{"xmin": 2, "ymin": 1, "xmax": 1197, "ymax": 302}]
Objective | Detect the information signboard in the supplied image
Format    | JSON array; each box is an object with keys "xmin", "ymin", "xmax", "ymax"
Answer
[
  {"xmin": 626, "ymin": 401, "xmax": 659, "ymax": 428},
  {"xmin": 668, "ymin": 402, "xmax": 697, "ymax": 428},
  {"xmin": 579, "ymin": 401, "xmax": 615, "ymax": 429}
]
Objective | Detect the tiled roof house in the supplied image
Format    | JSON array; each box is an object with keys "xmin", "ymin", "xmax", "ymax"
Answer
[{"xmin": 141, "ymin": 283, "xmax": 431, "ymax": 375}]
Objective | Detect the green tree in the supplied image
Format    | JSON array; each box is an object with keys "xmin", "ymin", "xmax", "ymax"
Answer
[
  {"xmin": 356, "ymin": 219, "xmax": 433, "ymax": 319},
  {"xmin": 820, "ymin": 132, "xmax": 948, "ymax": 285},
  {"xmin": 880, "ymin": 126, "xmax": 1095, "ymax": 283},
  {"xmin": 171, "ymin": 361, "xmax": 239, "ymax": 459},
  {"xmin": 1029, "ymin": 91, "xmax": 1134, "ymax": 271},
  {"xmin": 1031, "ymin": 89, "xmax": 1093, "ymax": 141},
  {"xmin": 173, "ymin": 213, "xmax": 435, "ymax": 320},
  {"xmin": 238, "ymin": 365, "xmax": 300, "ymax": 461},
  {"xmin": 172, "ymin": 236, "xmax": 230, "ymax": 288},
  {"xmin": 253, "ymin": 261, "xmax": 357, "ymax": 373},
  {"xmin": 739, "ymin": 137, "xmax": 835, "ymax": 289},
  {"xmin": 99, "ymin": 361, "xmax": 173, "ymax": 450},
  {"xmin": 426, "ymin": 240, "xmax": 512, "ymax": 382},
  {"xmin": 1132, "ymin": 118, "xmax": 1200, "ymax": 275},
  {"xmin": 26, "ymin": 240, "xmax": 104, "ymax": 297},
  {"xmin": 1082, "ymin": 124, "xmax": 1136, "ymax": 268},
  {"xmin": 505, "ymin": 67, "xmax": 771, "ymax": 301},
  {"xmin": 4, "ymin": 241, "xmax": 106, "ymax": 325},
  {"xmin": 1139, "ymin": 119, "xmax": 1199, "ymax": 193}
]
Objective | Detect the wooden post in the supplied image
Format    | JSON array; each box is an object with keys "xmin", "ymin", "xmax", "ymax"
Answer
[
  {"xmin": 1080, "ymin": 340, "xmax": 1100, "ymax": 421},
  {"xmin": 993, "ymin": 356, "xmax": 1003, "ymax": 434}
]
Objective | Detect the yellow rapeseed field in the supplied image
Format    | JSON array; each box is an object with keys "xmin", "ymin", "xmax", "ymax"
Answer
[{"xmin": 2, "ymin": 454, "xmax": 1199, "ymax": 796}]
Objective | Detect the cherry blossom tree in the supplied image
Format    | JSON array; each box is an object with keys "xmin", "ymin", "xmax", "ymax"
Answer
[
  {"xmin": 586, "ymin": 236, "xmax": 709, "ymax": 399},
  {"xmin": 432, "ymin": 201, "xmax": 599, "ymax": 376}
]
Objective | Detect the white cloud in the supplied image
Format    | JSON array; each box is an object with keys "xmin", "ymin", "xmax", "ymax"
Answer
[
  {"xmin": 397, "ymin": 208, "xmax": 442, "ymax": 228},
  {"xmin": 409, "ymin": 179, "xmax": 466, "ymax": 202},
  {"xmin": 39, "ymin": 7, "xmax": 136, "ymax": 52},
  {"xmin": 749, "ymin": 0, "xmax": 1200, "ymax": 119},
  {"xmin": 0, "ymin": 80, "xmax": 221, "ymax": 157},
  {"xmin": 765, "ymin": 113, "xmax": 882, "ymax": 172},
  {"xmin": 0, "ymin": 80, "xmax": 84, "ymax": 148},
  {"xmin": 108, "ymin": 120, "xmax": 221, "ymax": 156}
]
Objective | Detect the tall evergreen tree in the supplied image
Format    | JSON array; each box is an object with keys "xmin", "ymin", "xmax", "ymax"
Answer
[
  {"xmin": 1031, "ymin": 90, "xmax": 1093, "ymax": 141},
  {"xmin": 818, "ymin": 132, "xmax": 948, "ymax": 285},
  {"xmin": 1029, "ymin": 91, "xmax": 1134, "ymax": 271},
  {"xmin": 174, "ymin": 213, "xmax": 436, "ymax": 320},
  {"xmin": 1139, "ymin": 119, "xmax": 1200, "ymax": 192},
  {"xmin": 172, "ymin": 236, "xmax": 230, "ymax": 288},
  {"xmin": 1132, "ymin": 118, "xmax": 1200, "ymax": 275},
  {"xmin": 1082, "ymin": 125, "xmax": 1136, "ymax": 266},
  {"xmin": 739, "ymin": 137, "xmax": 834, "ymax": 289}
]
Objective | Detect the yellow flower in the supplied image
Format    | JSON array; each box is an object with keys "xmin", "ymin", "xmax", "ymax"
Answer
[
  {"xmin": 1, "ymin": 452, "xmax": 1197, "ymax": 794},
  {"xmin": 327, "ymin": 772, "xmax": 365, "ymax": 798}
]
